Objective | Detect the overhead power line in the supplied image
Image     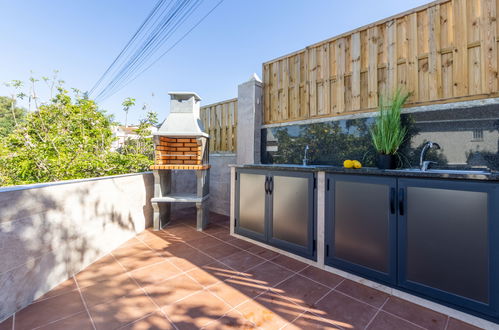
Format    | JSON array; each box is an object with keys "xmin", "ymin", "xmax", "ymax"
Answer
[
  {"xmin": 89, "ymin": 0, "xmax": 225, "ymax": 103},
  {"xmin": 88, "ymin": 0, "xmax": 167, "ymax": 96},
  {"xmin": 101, "ymin": 0, "xmax": 225, "ymax": 101},
  {"xmin": 95, "ymin": 0, "xmax": 203, "ymax": 101}
]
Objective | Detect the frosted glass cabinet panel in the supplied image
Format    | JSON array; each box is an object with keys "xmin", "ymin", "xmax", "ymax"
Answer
[
  {"xmin": 271, "ymin": 174, "xmax": 313, "ymax": 249},
  {"xmin": 326, "ymin": 175, "xmax": 397, "ymax": 284},
  {"xmin": 335, "ymin": 181, "xmax": 390, "ymax": 272},
  {"xmin": 238, "ymin": 172, "xmax": 266, "ymax": 237},
  {"xmin": 400, "ymin": 181, "xmax": 491, "ymax": 305}
]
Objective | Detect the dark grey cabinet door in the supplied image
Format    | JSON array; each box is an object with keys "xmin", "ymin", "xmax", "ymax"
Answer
[
  {"xmin": 235, "ymin": 169, "xmax": 267, "ymax": 241},
  {"xmin": 326, "ymin": 174, "xmax": 397, "ymax": 284},
  {"xmin": 398, "ymin": 178, "xmax": 498, "ymax": 316},
  {"xmin": 269, "ymin": 171, "xmax": 315, "ymax": 258}
]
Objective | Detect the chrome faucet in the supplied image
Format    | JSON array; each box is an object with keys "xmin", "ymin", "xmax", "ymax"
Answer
[
  {"xmin": 420, "ymin": 141, "xmax": 441, "ymax": 171},
  {"xmin": 303, "ymin": 145, "xmax": 309, "ymax": 166}
]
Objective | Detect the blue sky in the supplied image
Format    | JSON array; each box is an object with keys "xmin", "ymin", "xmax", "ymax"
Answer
[{"xmin": 0, "ymin": 0, "xmax": 429, "ymax": 125}]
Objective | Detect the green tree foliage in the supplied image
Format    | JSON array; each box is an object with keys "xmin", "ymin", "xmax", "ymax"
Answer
[
  {"xmin": 118, "ymin": 108, "xmax": 158, "ymax": 159},
  {"xmin": 122, "ymin": 97, "xmax": 135, "ymax": 128},
  {"xmin": 0, "ymin": 96, "xmax": 26, "ymax": 137},
  {"xmin": 0, "ymin": 83, "xmax": 155, "ymax": 186}
]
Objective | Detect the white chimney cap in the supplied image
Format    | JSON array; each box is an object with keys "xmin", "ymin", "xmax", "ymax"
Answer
[{"xmin": 168, "ymin": 92, "xmax": 201, "ymax": 101}]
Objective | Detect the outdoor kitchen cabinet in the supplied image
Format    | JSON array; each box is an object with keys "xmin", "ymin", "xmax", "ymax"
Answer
[
  {"xmin": 325, "ymin": 174, "xmax": 499, "ymax": 318},
  {"xmin": 397, "ymin": 178, "xmax": 499, "ymax": 317},
  {"xmin": 325, "ymin": 174, "xmax": 397, "ymax": 284},
  {"xmin": 235, "ymin": 168, "xmax": 316, "ymax": 259}
]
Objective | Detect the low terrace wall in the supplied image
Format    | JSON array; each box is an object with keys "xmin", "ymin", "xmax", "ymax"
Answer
[{"xmin": 0, "ymin": 173, "xmax": 154, "ymax": 322}]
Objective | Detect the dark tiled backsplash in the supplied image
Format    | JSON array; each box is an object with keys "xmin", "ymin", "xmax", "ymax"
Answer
[{"xmin": 261, "ymin": 104, "xmax": 499, "ymax": 172}]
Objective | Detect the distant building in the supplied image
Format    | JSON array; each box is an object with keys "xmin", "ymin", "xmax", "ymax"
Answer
[{"xmin": 111, "ymin": 125, "xmax": 158, "ymax": 151}]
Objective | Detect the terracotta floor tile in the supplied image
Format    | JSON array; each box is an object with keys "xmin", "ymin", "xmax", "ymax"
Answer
[
  {"xmin": 186, "ymin": 261, "xmax": 233, "ymax": 287},
  {"xmin": 228, "ymin": 238, "xmax": 256, "ymax": 250},
  {"xmin": 219, "ymin": 250, "xmax": 266, "ymax": 273},
  {"xmin": 88, "ymin": 291, "xmax": 157, "ymax": 330},
  {"xmin": 298, "ymin": 266, "xmax": 344, "ymax": 288},
  {"xmin": 201, "ymin": 223, "xmax": 228, "ymax": 235},
  {"xmin": 270, "ymin": 254, "xmax": 309, "ymax": 272},
  {"xmin": 144, "ymin": 274, "xmax": 203, "ymax": 307},
  {"xmin": 446, "ymin": 317, "xmax": 484, "ymax": 330},
  {"xmin": 311, "ymin": 290, "xmax": 378, "ymax": 329},
  {"xmin": 119, "ymin": 236, "xmax": 147, "ymax": 248},
  {"xmin": 119, "ymin": 311, "xmax": 174, "ymax": 330},
  {"xmin": 162, "ymin": 290, "xmax": 232, "ymax": 329},
  {"xmin": 168, "ymin": 249, "xmax": 216, "ymax": 272},
  {"xmin": 37, "ymin": 277, "xmax": 77, "ymax": 301},
  {"xmin": 209, "ymin": 230, "xmax": 237, "ymax": 242},
  {"xmin": 275, "ymin": 274, "xmax": 331, "ymax": 308},
  {"xmin": 246, "ymin": 244, "xmax": 280, "ymax": 260},
  {"xmin": 112, "ymin": 241, "xmax": 152, "ymax": 258},
  {"xmin": 37, "ymin": 311, "xmax": 94, "ymax": 330},
  {"xmin": 335, "ymin": 279, "xmax": 389, "ymax": 308},
  {"xmin": 75, "ymin": 254, "xmax": 126, "ymax": 288},
  {"xmin": 113, "ymin": 250, "xmax": 167, "ymax": 272},
  {"xmin": 160, "ymin": 242, "xmax": 199, "ymax": 258},
  {"xmin": 202, "ymin": 308, "xmax": 256, "ymax": 329},
  {"xmin": 366, "ymin": 311, "xmax": 423, "ymax": 330},
  {"xmin": 172, "ymin": 228, "xmax": 207, "ymax": 242},
  {"xmin": 12, "ymin": 216, "xmax": 483, "ymax": 330},
  {"xmin": 208, "ymin": 281, "xmax": 254, "ymax": 308},
  {"xmin": 130, "ymin": 260, "xmax": 181, "ymax": 287},
  {"xmin": 224, "ymin": 274, "xmax": 271, "ymax": 300},
  {"xmin": 237, "ymin": 291, "xmax": 305, "ymax": 328},
  {"xmin": 0, "ymin": 316, "xmax": 13, "ymax": 330},
  {"xmin": 80, "ymin": 273, "xmax": 141, "ymax": 307},
  {"xmin": 141, "ymin": 236, "xmax": 180, "ymax": 252},
  {"xmin": 282, "ymin": 311, "xmax": 342, "ymax": 329},
  {"xmin": 203, "ymin": 243, "xmax": 242, "ymax": 259},
  {"xmin": 243, "ymin": 260, "xmax": 294, "ymax": 288},
  {"xmin": 186, "ymin": 235, "xmax": 225, "ymax": 250},
  {"xmin": 14, "ymin": 290, "xmax": 86, "ymax": 329},
  {"xmin": 153, "ymin": 228, "xmax": 190, "ymax": 244},
  {"xmin": 382, "ymin": 296, "xmax": 448, "ymax": 330}
]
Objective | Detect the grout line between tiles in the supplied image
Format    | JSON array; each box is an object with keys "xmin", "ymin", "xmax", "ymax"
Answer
[
  {"xmin": 130, "ymin": 221, "xmax": 470, "ymax": 330},
  {"xmin": 33, "ymin": 278, "xmax": 81, "ymax": 303},
  {"xmin": 363, "ymin": 296, "xmax": 390, "ymax": 329},
  {"xmin": 11, "ymin": 313, "xmax": 14, "ymax": 330},
  {"xmin": 443, "ymin": 315, "xmax": 450, "ymax": 330},
  {"xmin": 116, "ymin": 311, "xmax": 155, "ymax": 330},
  {"xmin": 74, "ymin": 276, "xmax": 97, "ymax": 330},
  {"xmin": 31, "ymin": 311, "xmax": 89, "ymax": 330},
  {"xmin": 110, "ymin": 252, "xmax": 181, "ymax": 330},
  {"xmin": 379, "ymin": 309, "xmax": 429, "ymax": 330},
  {"xmin": 327, "ymin": 284, "xmax": 392, "ymax": 311}
]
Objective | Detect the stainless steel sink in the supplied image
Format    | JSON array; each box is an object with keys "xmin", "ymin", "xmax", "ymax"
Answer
[{"xmin": 389, "ymin": 168, "xmax": 491, "ymax": 175}]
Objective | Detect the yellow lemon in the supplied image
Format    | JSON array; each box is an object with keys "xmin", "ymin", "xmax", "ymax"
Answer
[
  {"xmin": 343, "ymin": 160, "xmax": 354, "ymax": 168},
  {"xmin": 353, "ymin": 160, "xmax": 362, "ymax": 169}
]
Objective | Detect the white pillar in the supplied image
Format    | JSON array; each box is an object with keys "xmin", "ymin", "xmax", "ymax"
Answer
[{"xmin": 237, "ymin": 73, "xmax": 263, "ymax": 164}]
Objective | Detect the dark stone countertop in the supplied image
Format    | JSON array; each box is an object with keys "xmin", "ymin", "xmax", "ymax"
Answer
[{"xmin": 232, "ymin": 164, "xmax": 499, "ymax": 181}]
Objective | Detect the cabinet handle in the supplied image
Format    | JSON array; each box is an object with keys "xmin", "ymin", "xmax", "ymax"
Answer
[
  {"xmin": 390, "ymin": 188, "xmax": 396, "ymax": 214},
  {"xmin": 398, "ymin": 188, "xmax": 405, "ymax": 216},
  {"xmin": 264, "ymin": 177, "xmax": 269, "ymax": 194},
  {"xmin": 269, "ymin": 177, "xmax": 273, "ymax": 194}
]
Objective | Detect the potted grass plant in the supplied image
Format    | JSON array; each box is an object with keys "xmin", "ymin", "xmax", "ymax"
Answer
[{"xmin": 370, "ymin": 89, "xmax": 410, "ymax": 169}]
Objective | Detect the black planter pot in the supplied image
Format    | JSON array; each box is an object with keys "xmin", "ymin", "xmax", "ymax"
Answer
[{"xmin": 377, "ymin": 154, "xmax": 397, "ymax": 169}]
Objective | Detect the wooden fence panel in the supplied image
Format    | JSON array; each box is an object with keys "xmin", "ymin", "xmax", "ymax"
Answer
[
  {"xmin": 200, "ymin": 98, "xmax": 238, "ymax": 153},
  {"xmin": 262, "ymin": 0, "xmax": 499, "ymax": 125}
]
